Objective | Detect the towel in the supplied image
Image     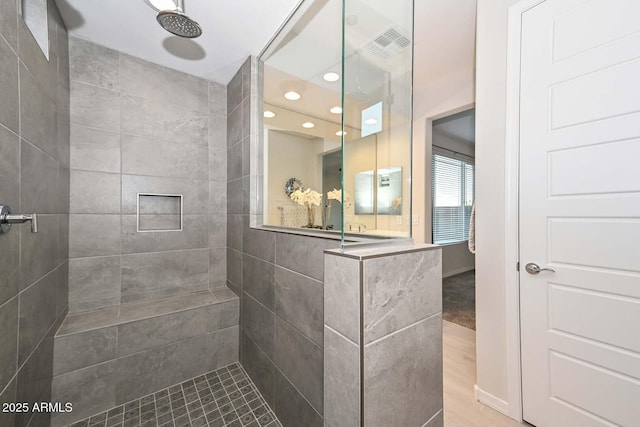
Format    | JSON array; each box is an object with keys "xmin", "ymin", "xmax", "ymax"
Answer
[{"xmin": 468, "ymin": 203, "xmax": 476, "ymax": 254}]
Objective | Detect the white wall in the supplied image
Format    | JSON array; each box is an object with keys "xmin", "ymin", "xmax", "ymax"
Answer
[
  {"xmin": 413, "ymin": 69, "xmax": 475, "ymax": 244},
  {"xmin": 474, "ymin": 0, "xmax": 520, "ymax": 410},
  {"xmin": 266, "ymin": 131, "xmax": 321, "ymax": 225},
  {"xmin": 442, "ymin": 243, "xmax": 475, "ymax": 277}
]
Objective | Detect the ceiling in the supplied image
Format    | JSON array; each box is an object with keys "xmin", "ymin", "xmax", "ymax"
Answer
[
  {"xmin": 54, "ymin": 0, "xmax": 475, "ymax": 87},
  {"xmin": 54, "ymin": 0, "xmax": 302, "ymax": 84},
  {"xmin": 433, "ymin": 109, "xmax": 475, "ymax": 144}
]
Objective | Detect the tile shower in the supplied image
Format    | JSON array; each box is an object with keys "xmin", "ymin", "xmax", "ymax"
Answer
[{"xmin": 0, "ymin": 2, "xmax": 443, "ymax": 427}]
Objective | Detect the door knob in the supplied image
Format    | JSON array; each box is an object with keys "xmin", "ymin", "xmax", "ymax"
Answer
[{"xmin": 525, "ymin": 263, "xmax": 555, "ymax": 275}]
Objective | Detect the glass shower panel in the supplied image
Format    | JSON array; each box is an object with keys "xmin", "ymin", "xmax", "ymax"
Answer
[
  {"xmin": 260, "ymin": 0, "xmax": 345, "ymax": 231},
  {"xmin": 341, "ymin": 0, "xmax": 414, "ymax": 243}
]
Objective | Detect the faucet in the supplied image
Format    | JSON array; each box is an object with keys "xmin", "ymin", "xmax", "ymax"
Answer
[{"xmin": 0, "ymin": 205, "xmax": 38, "ymax": 234}]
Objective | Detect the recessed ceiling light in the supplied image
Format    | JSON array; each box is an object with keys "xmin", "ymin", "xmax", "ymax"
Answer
[
  {"xmin": 145, "ymin": 0, "xmax": 178, "ymax": 12},
  {"xmin": 323, "ymin": 72, "xmax": 340, "ymax": 82},
  {"xmin": 330, "ymin": 106, "xmax": 342, "ymax": 114},
  {"xmin": 284, "ymin": 91, "xmax": 301, "ymax": 101},
  {"xmin": 336, "ymin": 131, "xmax": 347, "ymax": 136},
  {"xmin": 264, "ymin": 111, "xmax": 276, "ymax": 118},
  {"xmin": 364, "ymin": 118, "xmax": 378, "ymax": 125},
  {"xmin": 302, "ymin": 122, "xmax": 315, "ymax": 129}
]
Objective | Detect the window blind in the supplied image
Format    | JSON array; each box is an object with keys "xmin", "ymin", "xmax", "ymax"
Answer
[{"xmin": 432, "ymin": 153, "xmax": 475, "ymax": 244}]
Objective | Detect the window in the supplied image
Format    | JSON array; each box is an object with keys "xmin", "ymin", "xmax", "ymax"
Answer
[
  {"xmin": 432, "ymin": 153, "xmax": 475, "ymax": 244},
  {"xmin": 21, "ymin": 0, "xmax": 49, "ymax": 60}
]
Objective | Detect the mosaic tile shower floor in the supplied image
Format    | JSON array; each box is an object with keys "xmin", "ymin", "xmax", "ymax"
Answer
[{"xmin": 67, "ymin": 363, "xmax": 282, "ymax": 427}]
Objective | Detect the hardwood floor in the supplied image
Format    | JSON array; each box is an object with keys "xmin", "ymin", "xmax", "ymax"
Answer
[{"xmin": 444, "ymin": 320, "xmax": 525, "ymax": 427}]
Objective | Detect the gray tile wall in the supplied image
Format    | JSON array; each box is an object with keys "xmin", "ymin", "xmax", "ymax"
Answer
[
  {"xmin": 323, "ymin": 247, "xmax": 444, "ymax": 427},
  {"xmin": 0, "ymin": 1, "xmax": 70, "ymax": 426},
  {"xmin": 227, "ymin": 58, "xmax": 340, "ymax": 427},
  {"xmin": 67, "ymin": 37, "xmax": 228, "ymax": 311}
]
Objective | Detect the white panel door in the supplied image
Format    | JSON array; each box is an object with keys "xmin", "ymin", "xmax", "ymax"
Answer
[{"xmin": 519, "ymin": 1, "xmax": 640, "ymax": 426}]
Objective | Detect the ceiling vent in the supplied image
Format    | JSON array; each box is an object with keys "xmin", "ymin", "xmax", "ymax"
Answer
[{"xmin": 366, "ymin": 27, "xmax": 411, "ymax": 59}]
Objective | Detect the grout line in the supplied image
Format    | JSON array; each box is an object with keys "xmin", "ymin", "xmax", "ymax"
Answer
[{"xmin": 364, "ymin": 311, "xmax": 441, "ymax": 348}]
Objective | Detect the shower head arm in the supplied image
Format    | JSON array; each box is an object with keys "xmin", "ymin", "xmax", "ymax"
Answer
[{"xmin": 175, "ymin": 0, "xmax": 184, "ymax": 12}]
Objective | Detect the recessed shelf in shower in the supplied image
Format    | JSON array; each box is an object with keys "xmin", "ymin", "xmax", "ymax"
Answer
[{"xmin": 137, "ymin": 193, "xmax": 183, "ymax": 232}]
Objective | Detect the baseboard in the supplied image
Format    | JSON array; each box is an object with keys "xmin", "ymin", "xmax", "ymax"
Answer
[
  {"xmin": 474, "ymin": 385, "xmax": 510, "ymax": 416},
  {"xmin": 443, "ymin": 266, "xmax": 475, "ymax": 278}
]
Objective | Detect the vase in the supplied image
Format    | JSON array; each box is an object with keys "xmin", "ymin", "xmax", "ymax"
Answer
[{"xmin": 305, "ymin": 205, "xmax": 315, "ymax": 228}]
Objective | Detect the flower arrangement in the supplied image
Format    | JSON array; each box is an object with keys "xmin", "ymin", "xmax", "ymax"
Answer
[
  {"xmin": 290, "ymin": 188, "xmax": 322, "ymax": 227},
  {"xmin": 327, "ymin": 188, "xmax": 353, "ymax": 209},
  {"xmin": 326, "ymin": 188, "xmax": 354, "ymax": 229}
]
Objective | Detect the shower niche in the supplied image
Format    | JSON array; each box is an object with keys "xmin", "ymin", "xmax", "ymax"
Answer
[{"xmin": 255, "ymin": 0, "xmax": 414, "ymax": 245}]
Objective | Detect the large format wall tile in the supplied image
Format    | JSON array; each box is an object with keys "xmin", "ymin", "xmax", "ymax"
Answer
[
  {"xmin": 121, "ymin": 249, "xmax": 209, "ymax": 297},
  {"xmin": 0, "ymin": 377, "xmax": 17, "ymax": 427},
  {"xmin": 242, "ymin": 226, "xmax": 275, "ymax": 263},
  {"xmin": 70, "ymin": 126, "xmax": 121, "ymax": 173},
  {"xmin": 121, "ymin": 175, "xmax": 209, "ymax": 214},
  {"xmin": 51, "ymin": 361, "xmax": 118, "ymax": 427},
  {"xmin": 209, "ymin": 247, "xmax": 227, "ymax": 287},
  {"xmin": 20, "ymin": 65, "xmax": 58, "ymax": 159},
  {"xmin": 0, "ymin": 297, "xmax": 18, "ymax": 392},
  {"xmin": 324, "ymin": 253, "xmax": 360, "ymax": 343},
  {"xmin": 0, "ymin": 126, "xmax": 20, "ymax": 305},
  {"xmin": 18, "ymin": 269, "xmax": 59, "ymax": 365},
  {"xmin": 363, "ymin": 249, "xmax": 442, "ymax": 343},
  {"xmin": 0, "ymin": 35, "xmax": 19, "ymax": 133},
  {"xmin": 21, "ymin": 140, "xmax": 59, "ymax": 214},
  {"xmin": 53, "ymin": 327, "xmax": 117, "ymax": 375},
  {"xmin": 227, "ymin": 70, "xmax": 242, "ymax": 116},
  {"xmin": 70, "ymin": 170, "xmax": 121, "ymax": 214},
  {"xmin": 274, "ymin": 318, "xmax": 323, "ymax": 413},
  {"xmin": 20, "ymin": 214, "xmax": 58, "ymax": 289},
  {"xmin": 0, "ymin": 0, "xmax": 17, "ymax": 52},
  {"xmin": 240, "ymin": 331, "xmax": 275, "ymax": 407},
  {"xmin": 121, "ymin": 134, "xmax": 208, "ymax": 180},
  {"xmin": 69, "ymin": 37, "xmax": 119, "ymax": 91},
  {"xmin": 275, "ymin": 267, "xmax": 323, "ymax": 347},
  {"xmin": 324, "ymin": 326, "xmax": 359, "ymax": 427},
  {"xmin": 276, "ymin": 233, "xmax": 337, "ymax": 281},
  {"xmin": 16, "ymin": 321, "xmax": 57, "ymax": 427},
  {"xmin": 120, "ymin": 54, "xmax": 208, "ymax": 112},
  {"xmin": 227, "ymin": 178, "xmax": 243, "ymax": 215},
  {"xmin": 208, "ymin": 114, "xmax": 227, "ymax": 152},
  {"xmin": 121, "ymin": 95, "xmax": 208, "ymax": 147},
  {"xmin": 17, "ymin": 17, "xmax": 56, "ymax": 102},
  {"xmin": 227, "ymin": 213, "xmax": 243, "ymax": 251},
  {"xmin": 242, "ymin": 254, "xmax": 275, "ymax": 310},
  {"xmin": 1, "ymin": 3, "xmax": 69, "ymax": 425},
  {"xmin": 274, "ymin": 371, "xmax": 323, "ymax": 427},
  {"xmin": 209, "ymin": 82, "xmax": 227, "ymax": 117},
  {"xmin": 121, "ymin": 214, "xmax": 207, "ymax": 254},
  {"xmin": 0, "ymin": 226, "xmax": 19, "ymax": 307},
  {"xmin": 69, "ymin": 214, "xmax": 121, "ymax": 258},
  {"xmin": 68, "ymin": 256, "xmax": 121, "ymax": 310},
  {"xmin": 115, "ymin": 327, "xmax": 238, "ymax": 404},
  {"xmin": 70, "ymin": 81, "xmax": 120, "ymax": 132},
  {"xmin": 241, "ymin": 294, "xmax": 275, "ymax": 359},
  {"xmin": 364, "ymin": 314, "xmax": 443, "ymax": 427},
  {"xmin": 117, "ymin": 301, "xmax": 239, "ymax": 357},
  {"xmin": 0, "ymin": 125, "xmax": 19, "ymax": 210}
]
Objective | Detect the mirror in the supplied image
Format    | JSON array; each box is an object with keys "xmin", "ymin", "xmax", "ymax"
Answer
[
  {"xmin": 257, "ymin": 0, "xmax": 414, "ymax": 241},
  {"xmin": 354, "ymin": 171, "xmax": 374, "ymax": 215},
  {"xmin": 377, "ymin": 167, "xmax": 402, "ymax": 215},
  {"xmin": 353, "ymin": 167, "xmax": 402, "ymax": 215}
]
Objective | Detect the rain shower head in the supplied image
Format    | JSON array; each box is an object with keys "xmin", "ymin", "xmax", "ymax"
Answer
[{"xmin": 154, "ymin": 0, "xmax": 202, "ymax": 38}]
